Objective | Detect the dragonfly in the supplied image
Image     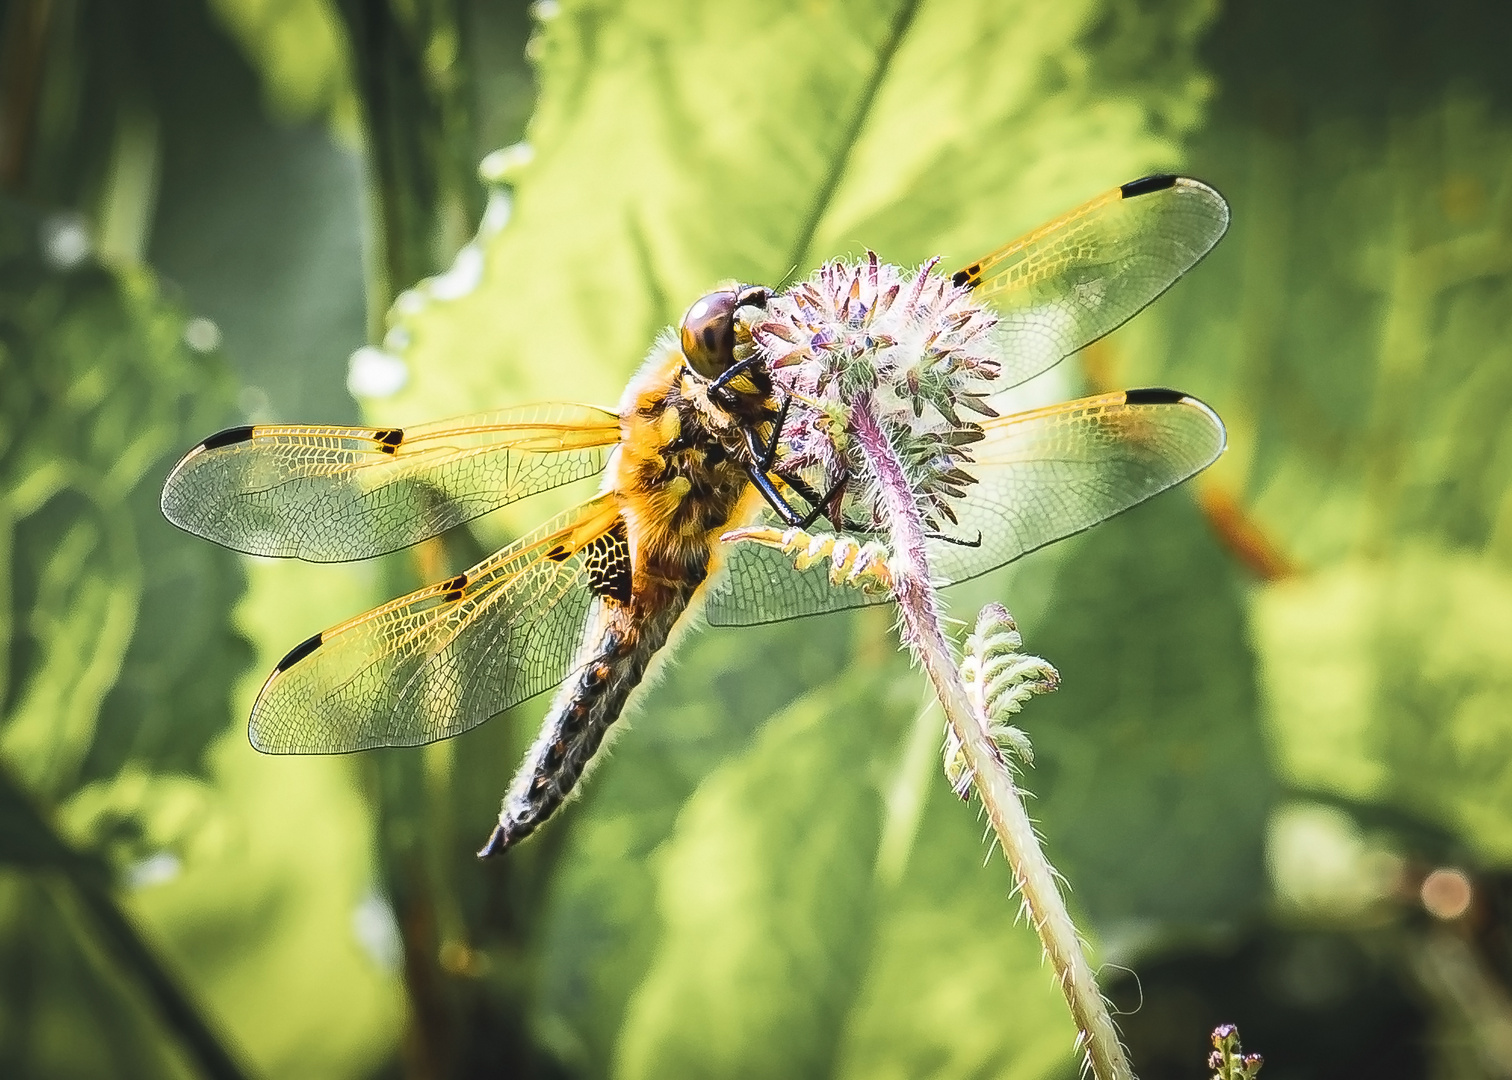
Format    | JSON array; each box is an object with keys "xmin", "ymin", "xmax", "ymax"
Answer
[{"xmin": 161, "ymin": 174, "xmax": 1230, "ymax": 857}]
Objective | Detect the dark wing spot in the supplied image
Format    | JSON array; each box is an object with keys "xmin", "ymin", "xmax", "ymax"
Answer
[
  {"xmin": 1123, "ymin": 387, "xmax": 1185, "ymax": 406},
  {"xmin": 275, "ymin": 632, "xmax": 323, "ymax": 672},
  {"xmin": 546, "ymin": 545, "xmax": 572, "ymax": 563},
  {"xmin": 1120, "ymin": 174, "xmax": 1178, "ymax": 198},
  {"xmin": 199, "ymin": 425, "xmax": 256, "ymax": 451},
  {"xmin": 442, "ymin": 573, "xmax": 468, "ymax": 591},
  {"xmin": 952, "ymin": 264, "xmax": 981, "ymax": 289},
  {"xmin": 582, "ymin": 520, "xmax": 632, "ymax": 603},
  {"xmin": 373, "ymin": 427, "xmax": 403, "ymax": 455}
]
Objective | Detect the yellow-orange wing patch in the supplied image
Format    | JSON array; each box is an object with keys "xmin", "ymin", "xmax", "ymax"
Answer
[
  {"xmin": 250, "ymin": 494, "xmax": 625, "ymax": 753},
  {"xmin": 161, "ymin": 402, "xmax": 620, "ymax": 562},
  {"xmin": 703, "ymin": 389, "xmax": 1225, "ymax": 626},
  {"xmin": 954, "ymin": 175, "xmax": 1229, "ymax": 394}
]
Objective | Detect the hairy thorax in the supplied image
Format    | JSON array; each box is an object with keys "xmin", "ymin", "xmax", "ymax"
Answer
[{"xmin": 608, "ymin": 337, "xmax": 766, "ymax": 602}]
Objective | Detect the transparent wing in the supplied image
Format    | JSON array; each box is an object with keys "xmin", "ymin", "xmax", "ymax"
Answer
[
  {"xmin": 161, "ymin": 402, "xmax": 620, "ymax": 561},
  {"xmin": 953, "ymin": 175, "xmax": 1229, "ymax": 394},
  {"xmin": 925, "ymin": 388, "xmax": 1226, "ymax": 583},
  {"xmin": 704, "ymin": 389, "xmax": 1225, "ymax": 626},
  {"xmin": 249, "ymin": 494, "xmax": 624, "ymax": 753}
]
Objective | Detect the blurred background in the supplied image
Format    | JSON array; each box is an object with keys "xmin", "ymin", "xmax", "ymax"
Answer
[{"xmin": 3, "ymin": 0, "xmax": 1512, "ymax": 1077}]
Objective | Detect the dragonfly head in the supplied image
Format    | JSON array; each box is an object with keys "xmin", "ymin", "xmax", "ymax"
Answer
[{"xmin": 679, "ymin": 284, "xmax": 770, "ymax": 379}]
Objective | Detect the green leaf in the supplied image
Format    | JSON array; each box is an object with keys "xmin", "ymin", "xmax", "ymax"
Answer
[
  {"xmin": 613, "ymin": 675, "xmax": 904, "ymax": 1079},
  {"xmin": 1025, "ymin": 494, "xmax": 1273, "ymax": 930},
  {"xmin": 0, "ymin": 870, "xmax": 196, "ymax": 1080},
  {"xmin": 606, "ymin": 668, "xmax": 1078, "ymax": 1080},
  {"xmin": 0, "ymin": 762, "xmax": 89, "ymax": 871},
  {"xmin": 0, "ymin": 198, "xmax": 396, "ymax": 1079},
  {"xmin": 0, "ymin": 198, "xmax": 248, "ymax": 815},
  {"xmin": 831, "ymin": 734, "xmax": 1080, "ymax": 1080}
]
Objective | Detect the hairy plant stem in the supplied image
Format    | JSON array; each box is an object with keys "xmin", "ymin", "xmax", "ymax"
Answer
[{"xmin": 850, "ymin": 398, "xmax": 1134, "ymax": 1080}]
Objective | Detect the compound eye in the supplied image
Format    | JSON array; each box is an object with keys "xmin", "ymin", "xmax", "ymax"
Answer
[{"xmin": 679, "ymin": 289, "xmax": 740, "ymax": 378}]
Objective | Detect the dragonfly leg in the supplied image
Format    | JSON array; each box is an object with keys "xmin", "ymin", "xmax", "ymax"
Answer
[
  {"xmin": 739, "ymin": 409, "xmax": 867, "ymax": 533},
  {"xmin": 928, "ymin": 529, "xmax": 983, "ymax": 548},
  {"xmin": 710, "ymin": 354, "xmax": 761, "ymax": 395},
  {"xmin": 752, "ymin": 393, "xmax": 792, "ymax": 471},
  {"xmin": 742, "ymin": 462, "xmax": 806, "ymax": 527},
  {"xmin": 794, "ymin": 472, "xmax": 852, "ymax": 529},
  {"xmin": 768, "ymin": 466, "xmax": 856, "ymax": 531}
]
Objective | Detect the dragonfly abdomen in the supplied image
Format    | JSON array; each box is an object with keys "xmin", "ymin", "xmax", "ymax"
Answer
[{"xmin": 478, "ymin": 584, "xmax": 696, "ymax": 857}]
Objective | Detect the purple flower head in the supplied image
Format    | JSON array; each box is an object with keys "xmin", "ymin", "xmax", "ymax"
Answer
[{"xmin": 739, "ymin": 252, "xmax": 1001, "ymax": 531}]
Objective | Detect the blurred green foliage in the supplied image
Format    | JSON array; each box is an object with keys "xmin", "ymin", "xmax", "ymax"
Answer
[{"xmin": 3, "ymin": 0, "xmax": 1512, "ymax": 1078}]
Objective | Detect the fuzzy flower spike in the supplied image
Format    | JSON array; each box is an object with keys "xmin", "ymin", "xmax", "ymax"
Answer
[
  {"xmin": 734, "ymin": 253, "xmax": 1136, "ymax": 1080},
  {"xmin": 744, "ymin": 252, "xmax": 1001, "ymax": 533}
]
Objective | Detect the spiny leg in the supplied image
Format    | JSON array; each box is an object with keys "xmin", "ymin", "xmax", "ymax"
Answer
[
  {"xmin": 788, "ymin": 471, "xmax": 853, "ymax": 530},
  {"xmin": 741, "ymin": 426, "xmax": 849, "ymax": 530},
  {"xmin": 751, "ymin": 393, "xmax": 792, "ymax": 471},
  {"xmin": 710, "ymin": 354, "xmax": 763, "ymax": 396},
  {"xmin": 742, "ymin": 461, "xmax": 806, "ymax": 527}
]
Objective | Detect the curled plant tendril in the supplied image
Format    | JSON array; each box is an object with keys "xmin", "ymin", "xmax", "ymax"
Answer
[
  {"xmin": 719, "ymin": 525, "xmax": 895, "ymax": 594},
  {"xmin": 1208, "ymin": 1024, "xmax": 1263, "ymax": 1080},
  {"xmin": 950, "ymin": 603, "xmax": 1059, "ymax": 799}
]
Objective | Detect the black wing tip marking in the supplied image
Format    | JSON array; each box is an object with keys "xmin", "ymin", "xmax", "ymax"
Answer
[
  {"xmin": 198, "ymin": 425, "xmax": 256, "ymax": 452},
  {"xmin": 275, "ymin": 632, "xmax": 323, "ymax": 672},
  {"xmin": 1120, "ymin": 174, "xmax": 1180, "ymax": 198},
  {"xmin": 1120, "ymin": 174, "xmax": 1229, "ymax": 218},
  {"xmin": 1123, "ymin": 386, "xmax": 1187, "ymax": 405},
  {"xmin": 1124, "ymin": 387, "xmax": 1228, "ymax": 453}
]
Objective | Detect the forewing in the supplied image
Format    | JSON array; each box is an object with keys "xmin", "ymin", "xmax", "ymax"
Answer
[
  {"xmin": 249, "ymin": 495, "xmax": 623, "ymax": 753},
  {"xmin": 704, "ymin": 389, "xmax": 1225, "ymax": 626},
  {"xmin": 161, "ymin": 402, "xmax": 620, "ymax": 561},
  {"xmin": 954, "ymin": 176, "xmax": 1229, "ymax": 393}
]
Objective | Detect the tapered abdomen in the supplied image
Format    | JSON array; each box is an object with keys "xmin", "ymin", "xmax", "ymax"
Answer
[{"xmin": 477, "ymin": 582, "xmax": 696, "ymax": 856}]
